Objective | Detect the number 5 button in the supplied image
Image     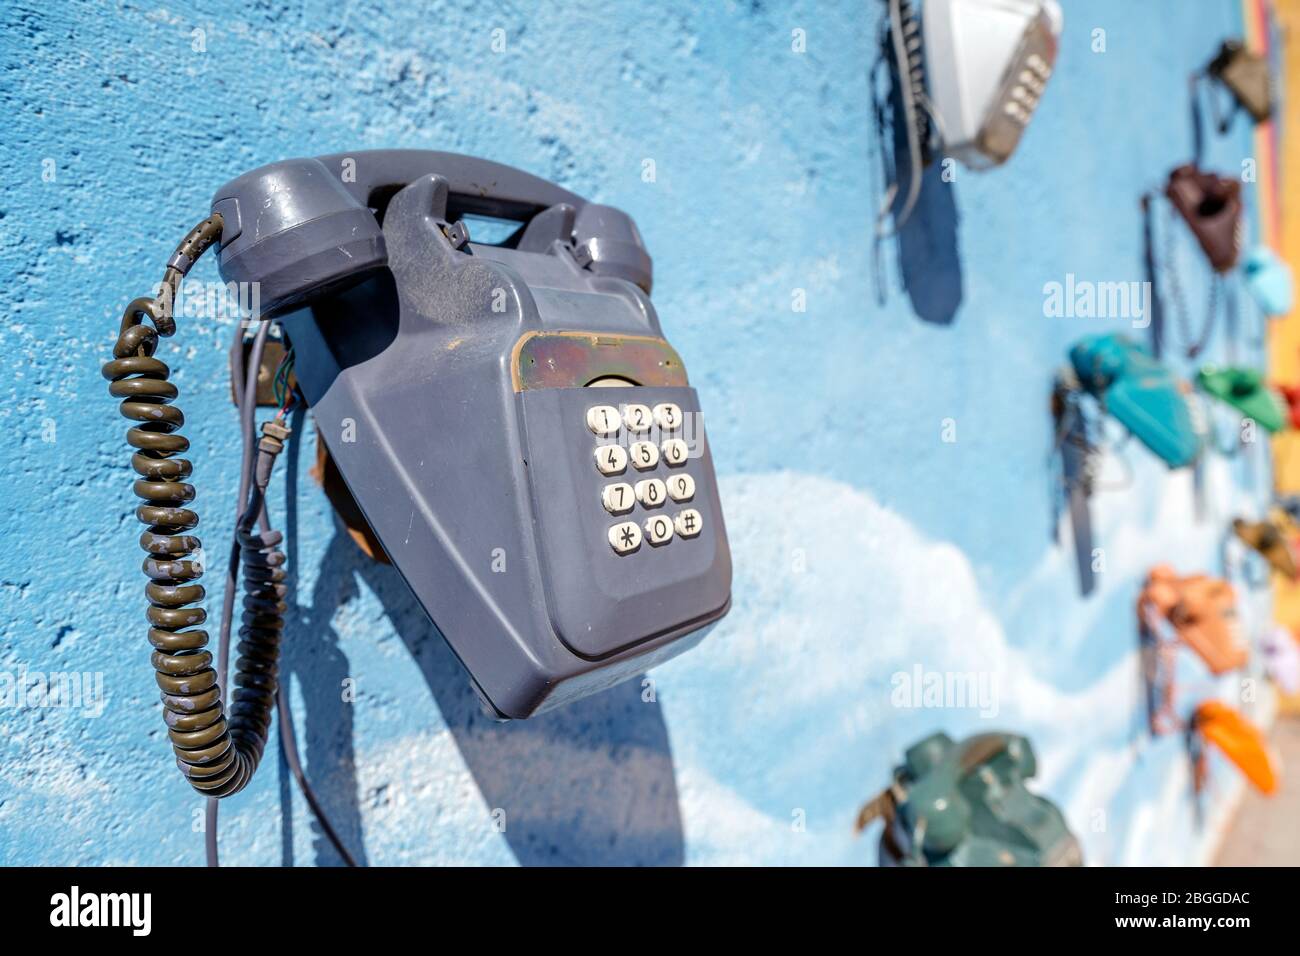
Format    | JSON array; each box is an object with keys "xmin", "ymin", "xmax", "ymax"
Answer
[
  {"xmin": 630, "ymin": 440, "xmax": 659, "ymax": 470},
  {"xmin": 635, "ymin": 478, "xmax": 666, "ymax": 508}
]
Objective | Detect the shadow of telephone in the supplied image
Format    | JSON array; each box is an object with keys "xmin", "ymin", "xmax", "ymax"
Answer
[{"xmin": 103, "ymin": 151, "xmax": 732, "ymax": 856}]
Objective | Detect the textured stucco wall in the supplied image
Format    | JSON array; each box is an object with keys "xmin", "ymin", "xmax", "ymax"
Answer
[{"xmin": 0, "ymin": 0, "xmax": 1275, "ymax": 865}]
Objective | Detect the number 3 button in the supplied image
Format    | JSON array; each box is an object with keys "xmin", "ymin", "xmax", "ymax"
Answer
[{"xmin": 653, "ymin": 403, "xmax": 682, "ymax": 430}]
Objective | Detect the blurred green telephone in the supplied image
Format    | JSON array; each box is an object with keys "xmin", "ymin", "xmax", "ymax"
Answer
[{"xmin": 856, "ymin": 731, "xmax": 1082, "ymax": 867}]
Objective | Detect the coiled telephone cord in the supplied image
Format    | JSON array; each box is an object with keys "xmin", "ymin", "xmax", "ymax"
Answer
[
  {"xmin": 103, "ymin": 216, "xmax": 357, "ymax": 866},
  {"xmin": 101, "ymin": 214, "xmax": 276, "ymax": 796}
]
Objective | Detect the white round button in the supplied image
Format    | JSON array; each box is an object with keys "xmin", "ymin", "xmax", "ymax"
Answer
[
  {"xmin": 594, "ymin": 444, "xmax": 628, "ymax": 475},
  {"xmin": 644, "ymin": 514, "xmax": 674, "ymax": 546},
  {"xmin": 586, "ymin": 405, "xmax": 622, "ymax": 437}
]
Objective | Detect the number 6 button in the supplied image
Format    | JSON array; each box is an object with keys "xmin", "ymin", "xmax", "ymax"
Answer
[
  {"xmin": 635, "ymin": 478, "xmax": 666, "ymax": 508},
  {"xmin": 661, "ymin": 438, "xmax": 689, "ymax": 466}
]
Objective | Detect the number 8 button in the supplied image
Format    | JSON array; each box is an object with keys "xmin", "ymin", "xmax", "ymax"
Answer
[{"xmin": 635, "ymin": 478, "xmax": 666, "ymax": 508}]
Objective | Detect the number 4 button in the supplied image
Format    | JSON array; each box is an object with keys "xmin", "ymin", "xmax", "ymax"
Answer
[{"xmin": 594, "ymin": 444, "xmax": 628, "ymax": 475}]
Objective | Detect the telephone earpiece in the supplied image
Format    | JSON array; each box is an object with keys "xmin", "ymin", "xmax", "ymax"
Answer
[{"xmin": 210, "ymin": 150, "xmax": 653, "ymax": 316}]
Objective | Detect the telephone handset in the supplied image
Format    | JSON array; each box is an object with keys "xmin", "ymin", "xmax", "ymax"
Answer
[{"xmin": 211, "ymin": 150, "xmax": 732, "ymax": 719}]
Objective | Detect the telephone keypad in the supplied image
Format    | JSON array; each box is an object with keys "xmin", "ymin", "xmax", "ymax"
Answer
[
  {"xmin": 586, "ymin": 401, "xmax": 707, "ymax": 556},
  {"xmin": 594, "ymin": 443, "xmax": 628, "ymax": 475},
  {"xmin": 630, "ymin": 440, "xmax": 659, "ymax": 470}
]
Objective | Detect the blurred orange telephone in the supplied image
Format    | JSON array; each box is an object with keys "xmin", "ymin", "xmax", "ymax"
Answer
[
  {"xmin": 1139, "ymin": 566, "xmax": 1248, "ymax": 675},
  {"xmin": 1192, "ymin": 701, "xmax": 1280, "ymax": 795}
]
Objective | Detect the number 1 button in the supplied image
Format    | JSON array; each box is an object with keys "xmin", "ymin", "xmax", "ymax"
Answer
[{"xmin": 586, "ymin": 405, "xmax": 621, "ymax": 437}]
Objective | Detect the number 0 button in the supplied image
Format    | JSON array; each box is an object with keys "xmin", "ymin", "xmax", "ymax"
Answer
[
  {"xmin": 653, "ymin": 403, "xmax": 682, "ymax": 430},
  {"xmin": 586, "ymin": 405, "xmax": 622, "ymax": 437},
  {"xmin": 608, "ymin": 521, "xmax": 642, "ymax": 554},
  {"xmin": 635, "ymin": 478, "xmax": 666, "ymax": 508},
  {"xmin": 594, "ymin": 444, "xmax": 627, "ymax": 475},
  {"xmin": 667, "ymin": 473, "xmax": 695, "ymax": 502},
  {"xmin": 674, "ymin": 508, "xmax": 703, "ymax": 538},
  {"xmin": 644, "ymin": 514, "xmax": 674, "ymax": 546}
]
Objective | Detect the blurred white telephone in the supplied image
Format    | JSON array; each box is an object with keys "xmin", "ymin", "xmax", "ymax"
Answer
[{"xmin": 878, "ymin": 0, "xmax": 1063, "ymax": 230}]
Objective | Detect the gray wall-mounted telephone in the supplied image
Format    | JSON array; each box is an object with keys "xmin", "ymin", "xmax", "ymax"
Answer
[{"xmin": 211, "ymin": 150, "xmax": 733, "ymax": 720}]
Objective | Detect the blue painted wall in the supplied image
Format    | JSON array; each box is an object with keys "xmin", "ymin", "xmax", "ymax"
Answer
[{"xmin": 0, "ymin": 0, "xmax": 1276, "ymax": 865}]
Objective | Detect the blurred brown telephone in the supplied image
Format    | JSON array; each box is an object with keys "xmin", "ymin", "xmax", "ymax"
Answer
[{"xmin": 1165, "ymin": 164, "xmax": 1242, "ymax": 274}]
